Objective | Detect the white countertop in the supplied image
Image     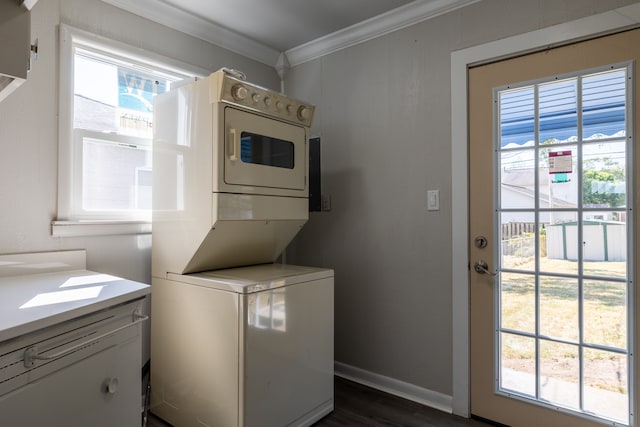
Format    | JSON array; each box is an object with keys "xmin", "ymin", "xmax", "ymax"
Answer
[{"xmin": 0, "ymin": 269, "xmax": 150, "ymax": 342}]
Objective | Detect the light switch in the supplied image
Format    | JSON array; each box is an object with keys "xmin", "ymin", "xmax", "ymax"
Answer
[{"xmin": 427, "ymin": 190, "xmax": 439, "ymax": 211}]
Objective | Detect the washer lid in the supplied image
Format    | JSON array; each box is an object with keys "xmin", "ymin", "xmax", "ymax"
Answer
[{"xmin": 166, "ymin": 263, "xmax": 333, "ymax": 294}]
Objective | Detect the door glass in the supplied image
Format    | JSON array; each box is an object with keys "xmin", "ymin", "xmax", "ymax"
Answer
[{"xmin": 496, "ymin": 66, "xmax": 632, "ymax": 425}]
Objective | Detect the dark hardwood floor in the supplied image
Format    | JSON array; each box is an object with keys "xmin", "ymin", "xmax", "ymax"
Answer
[{"xmin": 147, "ymin": 376, "xmax": 492, "ymax": 427}]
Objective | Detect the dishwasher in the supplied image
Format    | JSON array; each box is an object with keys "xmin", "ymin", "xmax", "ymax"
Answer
[{"xmin": 0, "ymin": 250, "xmax": 150, "ymax": 427}]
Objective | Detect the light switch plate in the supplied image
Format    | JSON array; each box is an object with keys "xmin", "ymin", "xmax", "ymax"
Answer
[{"xmin": 427, "ymin": 190, "xmax": 439, "ymax": 211}]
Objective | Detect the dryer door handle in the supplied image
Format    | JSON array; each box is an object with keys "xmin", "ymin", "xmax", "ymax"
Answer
[{"xmin": 229, "ymin": 128, "xmax": 239, "ymax": 161}]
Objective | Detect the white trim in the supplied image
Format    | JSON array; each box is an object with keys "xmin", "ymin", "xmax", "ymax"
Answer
[
  {"xmin": 285, "ymin": 0, "xmax": 480, "ymax": 66},
  {"xmin": 99, "ymin": 0, "xmax": 281, "ymax": 66},
  {"xmin": 334, "ymin": 361, "xmax": 453, "ymax": 413},
  {"xmin": 450, "ymin": 3, "xmax": 640, "ymax": 418},
  {"xmin": 99, "ymin": 0, "xmax": 478, "ymax": 68}
]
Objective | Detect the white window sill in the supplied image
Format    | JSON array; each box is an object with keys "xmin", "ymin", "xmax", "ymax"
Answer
[{"xmin": 51, "ymin": 220, "xmax": 151, "ymax": 237}]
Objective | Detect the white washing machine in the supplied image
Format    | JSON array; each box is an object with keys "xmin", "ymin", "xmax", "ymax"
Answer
[{"xmin": 151, "ymin": 263, "xmax": 334, "ymax": 427}]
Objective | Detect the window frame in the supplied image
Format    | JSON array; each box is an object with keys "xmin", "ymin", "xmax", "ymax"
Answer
[{"xmin": 55, "ymin": 24, "xmax": 201, "ymax": 236}]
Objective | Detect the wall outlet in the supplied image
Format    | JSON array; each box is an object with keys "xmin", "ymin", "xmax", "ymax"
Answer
[{"xmin": 321, "ymin": 194, "xmax": 332, "ymax": 211}]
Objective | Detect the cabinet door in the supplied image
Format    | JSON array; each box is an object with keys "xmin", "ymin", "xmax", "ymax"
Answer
[{"xmin": 0, "ymin": 338, "xmax": 141, "ymax": 427}]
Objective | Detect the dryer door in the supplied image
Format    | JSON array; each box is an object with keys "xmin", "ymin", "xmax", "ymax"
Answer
[{"xmin": 224, "ymin": 106, "xmax": 307, "ymax": 193}]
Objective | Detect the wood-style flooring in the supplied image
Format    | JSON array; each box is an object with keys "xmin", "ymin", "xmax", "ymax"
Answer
[{"xmin": 147, "ymin": 376, "xmax": 492, "ymax": 427}]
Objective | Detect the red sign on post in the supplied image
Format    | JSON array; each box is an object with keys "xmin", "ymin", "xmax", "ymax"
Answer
[{"xmin": 548, "ymin": 150, "xmax": 572, "ymax": 174}]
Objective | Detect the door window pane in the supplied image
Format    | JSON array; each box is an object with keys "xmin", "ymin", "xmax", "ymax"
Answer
[
  {"xmin": 582, "ymin": 69, "xmax": 626, "ymax": 140},
  {"xmin": 501, "ymin": 333, "xmax": 536, "ymax": 397},
  {"xmin": 539, "ymin": 145, "xmax": 577, "ymax": 209},
  {"xmin": 538, "ymin": 79, "xmax": 577, "ymax": 144},
  {"xmin": 539, "ymin": 276, "xmax": 578, "ymax": 341},
  {"xmin": 501, "ymin": 212, "xmax": 535, "ymax": 271},
  {"xmin": 582, "ymin": 141, "xmax": 626, "ymax": 209},
  {"xmin": 500, "ymin": 87, "xmax": 535, "ymax": 148},
  {"xmin": 540, "ymin": 211, "xmax": 578, "ymax": 275},
  {"xmin": 501, "ymin": 272, "xmax": 535, "ymax": 334},
  {"xmin": 583, "ymin": 349, "xmax": 628, "ymax": 423},
  {"xmin": 501, "ymin": 149, "xmax": 535, "ymax": 209},
  {"xmin": 583, "ymin": 280, "xmax": 626, "ymax": 349},
  {"xmin": 539, "ymin": 340, "xmax": 579, "ymax": 409},
  {"xmin": 582, "ymin": 211, "xmax": 627, "ymax": 278}
]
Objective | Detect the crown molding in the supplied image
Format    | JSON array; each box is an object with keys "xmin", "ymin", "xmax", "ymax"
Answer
[
  {"xmin": 100, "ymin": 0, "xmax": 281, "ymax": 66},
  {"xmin": 285, "ymin": 0, "xmax": 481, "ymax": 66},
  {"xmin": 101, "ymin": 0, "xmax": 479, "ymax": 69}
]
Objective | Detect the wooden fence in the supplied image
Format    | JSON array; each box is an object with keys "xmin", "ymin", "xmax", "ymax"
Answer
[
  {"xmin": 501, "ymin": 222, "xmax": 546, "ymax": 258},
  {"xmin": 502, "ymin": 222, "xmax": 536, "ymax": 240}
]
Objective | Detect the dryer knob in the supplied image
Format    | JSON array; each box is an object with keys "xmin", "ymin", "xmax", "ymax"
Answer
[
  {"xmin": 297, "ymin": 106, "xmax": 311, "ymax": 121},
  {"xmin": 231, "ymin": 84, "xmax": 248, "ymax": 101}
]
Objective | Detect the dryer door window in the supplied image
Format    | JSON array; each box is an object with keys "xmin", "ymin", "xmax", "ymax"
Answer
[
  {"xmin": 224, "ymin": 107, "xmax": 306, "ymax": 191},
  {"xmin": 240, "ymin": 132, "xmax": 295, "ymax": 169}
]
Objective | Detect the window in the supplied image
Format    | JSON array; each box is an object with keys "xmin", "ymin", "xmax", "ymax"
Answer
[
  {"xmin": 496, "ymin": 64, "xmax": 632, "ymax": 424},
  {"xmin": 56, "ymin": 25, "xmax": 194, "ymax": 233}
]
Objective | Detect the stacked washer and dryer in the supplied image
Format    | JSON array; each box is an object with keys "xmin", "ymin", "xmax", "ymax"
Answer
[{"xmin": 150, "ymin": 70, "xmax": 334, "ymax": 427}]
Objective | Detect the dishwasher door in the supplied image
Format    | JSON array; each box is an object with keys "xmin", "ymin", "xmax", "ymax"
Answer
[{"xmin": 0, "ymin": 300, "xmax": 145, "ymax": 427}]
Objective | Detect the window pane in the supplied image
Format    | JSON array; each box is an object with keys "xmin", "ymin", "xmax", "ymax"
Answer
[
  {"xmin": 74, "ymin": 51, "xmax": 172, "ymax": 138},
  {"xmin": 540, "ymin": 340, "xmax": 579, "ymax": 409},
  {"xmin": 582, "ymin": 140, "xmax": 626, "ymax": 209},
  {"xmin": 82, "ymin": 137, "xmax": 151, "ymax": 211},
  {"xmin": 583, "ymin": 280, "xmax": 626, "ymax": 349},
  {"xmin": 539, "ymin": 276, "xmax": 578, "ymax": 341},
  {"xmin": 583, "ymin": 349, "xmax": 628, "ymax": 423},
  {"xmin": 582, "ymin": 211, "xmax": 627, "ymax": 277},
  {"xmin": 539, "ymin": 145, "xmax": 577, "ymax": 209},
  {"xmin": 500, "ymin": 333, "xmax": 535, "ymax": 397},
  {"xmin": 540, "ymin": 211, "xmax": 578, "ymax": 275},
  {"xmin": 539, "ymin": 79, "xmax": 577, "ymax": 144},
  {"xmin": 501, "ymin": 149, "xmax": 535, "ymax": 209},
  {"xmin": 501, "ymin": 272, "xmax": 535, "ymax": 334},
  {"xmin": 500, "ymin": 87, "xmax": 534, "ymax": 148},
  {"xmin": 74, "ymin": 55, "xmax": 119, "ymax": 133},
  {"xmin": 582, "ymin": 70, "xmax": 626, "ymax": 140},
  {"xmin": 500, "ymin": 212, "xmax": 535, "ymax": 271}
]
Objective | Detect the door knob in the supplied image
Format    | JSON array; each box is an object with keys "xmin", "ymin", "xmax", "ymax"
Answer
[{"xmin": 474, "ymin": 260, "xmax": 496, "ymax": 276}]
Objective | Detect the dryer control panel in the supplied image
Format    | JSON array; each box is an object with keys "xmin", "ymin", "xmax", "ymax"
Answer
[{"xmin": 208, "ymin": 70, "xmax": 315, "ymax": 127}]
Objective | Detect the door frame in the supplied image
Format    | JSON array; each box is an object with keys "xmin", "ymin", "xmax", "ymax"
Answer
[{"xmin": 450, "ymin": 3, "xmax": 640, "ymax": 418}]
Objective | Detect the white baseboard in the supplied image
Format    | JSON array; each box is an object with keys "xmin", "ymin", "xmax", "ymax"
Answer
[{"xmin": 334, "ymin": 361, "xmax": 453, "ymax": 414}]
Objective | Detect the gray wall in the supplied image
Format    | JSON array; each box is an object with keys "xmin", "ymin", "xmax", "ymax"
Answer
[{"xmin": 285, "ymin": 0, "xmax": 639, "ymax": 397}]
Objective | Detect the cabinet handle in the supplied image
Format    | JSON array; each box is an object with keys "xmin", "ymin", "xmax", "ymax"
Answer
[{"xmin": 23, "ymin": 310, "xmax": 148, "ymax": 368}]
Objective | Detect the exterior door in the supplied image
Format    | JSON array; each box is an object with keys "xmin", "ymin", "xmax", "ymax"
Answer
[{"xmin": 469, "ymin": 29, "xmax": 640, "ymax": 426}]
